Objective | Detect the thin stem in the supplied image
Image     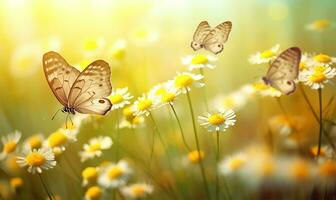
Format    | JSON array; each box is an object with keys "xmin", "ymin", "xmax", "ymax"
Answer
[
  {"xmin": 275, "ymin": 97, "xmax": 288, "ymax": 116},
  {"xmin": 216, "ymin": 131, "xmax": 220, "ymax": 200},
  {"xmin": 299, "ymin": 84, "xmax": 336, "ymax": 153},
  {"xmin": 116, "ymin": 110, "xmax": 120, "ymax": 161},
  {"xmin": 186, "ymin": 89, "xmax": 211, "ymax": 200},
  {"xmin": 169, "ymin": 103, "xmax": 192, "ymax": 151},
  {"xmin": 318, "ymin": 88, "xmax": 323, "ymax": 156},
  {"xmin": 38, "ymin": 174, "xmax": 53, "ymax": 200},
  {"xmin": 200, "ymin": 68, "xmax": 209, "ymax": 112}
]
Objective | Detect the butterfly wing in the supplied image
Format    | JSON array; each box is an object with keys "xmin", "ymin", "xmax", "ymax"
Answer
[
  {"xmin": 191, "ymin": 21, "xmax": 211, "ymax": 51},
  {"xmin": 265, "ymin": 47, "xmax": 301, "ymax": 95},
  {"xmin": 203, "ymin": 21, "xmax": 232, "ymax": 54},
  {"xmin": 67, "ymin": 60, "xmax": 112, "ymax": 115},
  {"xmin": 43, "ymin": 51, "xmax": 80, "ymax": 106}
]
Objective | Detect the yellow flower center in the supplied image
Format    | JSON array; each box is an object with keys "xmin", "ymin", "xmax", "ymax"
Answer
[
  {"xmin": 10, "ymin": 177, "xmax": 23, "ymax": 189},
  {"xmin": 309, "ymin": 71, "xmax": 326, "ymax": 83},
  {"xmin": 191, "ymin": 54, "xmax": 209, "ymax": 64},
  {"xmin": 48, "ymin": 130, "xmax": 67, "ymax": 148},
  {"xmin": 154, "ymin": 87, "xmax": 167, "ymax": 96},
  {"xmin": 110, "ymin": 94, "xmax": 124, "ymax": 104},
  {"xmin": 228, "ymin": 158, "xmax": 245, "ymax": 170},
  {"xmin": 188, "ymin": 151, "xmax": 204, "ymax": 163},
  {"xmin": 314, "ymin": 54, "xmax": 332, "ymax": 63},
  {"xmin": 85, "ymin": 186, "xmax": 102, "ymax": 200},
  {"xmin": 82, "ymin": 167, "xmax": 98, "ymax": 182},
  {"xmin": 3, "ymin": 141, "xmax": 17, "ymax": 154},
  {"xmin": 88, "ymin": 143, "xmax": 101, "ymax": 152},
  {"xmin": 208, "ymin": 114, "xmax": 225, "ymax": 125},
  {"xmin": 299, "ymin": 62, "xmax": 306, "ymax": 70},
  {"xmin": 137, "ymin": 99, "xmax": 152, "ymax": 111},
  {"xmin": 161, "ymin": 92, "xmax": 175, "ymax": 103},
  {"xmin": 174, "ymin": 74, "xmax": 193, "ymax": 88},
  {"xmin": 25, "ymin": 152, "xmax": 46, "ymax": 166},
  {"xmin": 291, "ymin": 161, "xmax": 309, "ymax": 180},
  {"xmin": 132, "ymin": 186, "xmax": 146, "ymax": 196},
  {"xmin": 111, "ymin": 48, "xmax": 125, "ymax": 60},
  {"xmin": 253, "ymin": 82, "xmax": 268, "ymax": 90},
  {"xmin": 132, "ymin": 116, "xmax": 142, "ymax": 125},
  {"xmin": 313, "ymin": 19, "xmax": 331, "ymax": 29},
  {"xmin": 107, "ymin": 166, "xmax": 123, "ymax": 180},
  {"xmin": 123, "ymin": 106, "xmax": 134, "ymax": 119},
  {"xmin": 28, "ymin": 136, "xmax": 42, "ymax": 149},
  {"xmin": 319, "ymin": 160, "xmax": 336, "ymax": 177},
  {"xmin": 260, "ymin": 50, "xmax": 276, "ymax": 59}
]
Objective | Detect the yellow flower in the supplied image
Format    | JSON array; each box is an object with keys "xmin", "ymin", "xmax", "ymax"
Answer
[
  {"xmin": 219, "ymin": 153, "xmax": 246, "ymax": 175},
  {"xmin": 121, "ymin": 183, "xmax": 154, "ymax": 199},
  {"xmin": 108, "ymin": 87, "xmax": 133, "ymax": 110},
  {"xmin": 16, "ymin": 148, "xmax": 56, "ymax": 174},
  {"xmin": 173, "ymin": 72, "xmax": 204, "ymax": 93},
  {"xmin": 1, "ymin": 131, "xmax": 21, "ymax": 159},
  {"xmin": 133, "ymin": 94, "xmax": 157, "ymax": 116},
  {"xmin": 187, "ymin": 150, "xmax": 204, "ymax": 163},
  {"xmin": 85, "ymin": 186, "xmax": 102, "ymax": 200},
  {"xmin": 198, "ymin": 109, "xmax": 236, "ymax": 132},
  {"xmin": 10, "ymin": 177, "xmax": 23, "ymax": 190},
  {"xmin": 98, "ymin": 160, "xmax": 132, "ymax": 189},
  {"xmin": 25, "ymin": 134, "xmax": 44, "ymax": 150},
  {"xmin": 307, "ymin": 19, "xmax": 333, "ymax": 31},
  {"xmin": 182, "ymin": 54, "xmax": 217, "ymax": 70},
  {"xmin": 82, "ymin": 167, "xmax": 99, "ymax": 186},
  {"xmin": 249, "ymin": 44, "xmax": 280, "ymax": 64},
  {"xmin": 80, "ymin": 136, "xmax": 113, "ymax": 162}
]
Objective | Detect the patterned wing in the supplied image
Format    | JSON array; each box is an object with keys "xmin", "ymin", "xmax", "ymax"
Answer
[
  {"xmin": 203, "ymin": 21, "xmax": 232, "ymax": 54},
  {"xmin": 68, "ymin": 60, "xmax": 112, "ymax": 115},
  {"xmin": 43, "ymin": 51, "xmax": 80, "ymax": 106},
  {"xmin": 265, "ymin": 47, "xmax": 301, "ymax": 95},
  {"xmin": 191, "ymin": 21, "xmax": 211, "ymax": 51}
]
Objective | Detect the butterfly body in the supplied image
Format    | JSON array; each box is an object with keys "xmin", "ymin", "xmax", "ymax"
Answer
[
  {"xmin": 262, "ymin": 47, "xmax": 301, "ymax": 95},
  {"xmin": 43, "ymin": 51, "xmax": 112, "ymax": 116},
  {"xmin": 191, "ymin": 21, "xmax": 232, "ymax": 54}
]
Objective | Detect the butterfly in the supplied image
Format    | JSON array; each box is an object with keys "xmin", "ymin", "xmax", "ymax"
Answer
[
  {"xmin": 43, "ymin": 51, "xmax": 112, "ymax": 121},
  {"xmin": 191, "ymin": 21, "xmax": 232, "ymax": 54},
  {"xmin": 262, "ymin": 47, "xmax": 302, "ymax": 95}
]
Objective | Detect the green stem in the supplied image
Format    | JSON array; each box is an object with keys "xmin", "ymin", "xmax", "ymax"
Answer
[
  {"xmin": 299, "ymin": 84, "xmax": 336, "ymax": 153},
  {"xmin": 200, "ymin": 68, "xmax": 209, "ymax": 112},
  {"xmin": 216, "ymin": 131, "xmax": 220, "ymax": 200},
  {"xmin": 186, "ymin": 89, "xmax": 211, "ymax": 200},
  {"xmin": 169, "ymin": 103, "xmax": 192, "ymax": 151},
  {"xmin": 38, "ymin": 174, "xmax": 53, "ymax": 200},
  {"xmin": 116, "ymin": 110, "xmax": 120, "ymax": 161},
  {"xmin": 318, "ymin": 88, "xmax": 323, "ymax": 157}
]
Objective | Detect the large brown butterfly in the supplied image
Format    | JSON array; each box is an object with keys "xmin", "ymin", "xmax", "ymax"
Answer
[
  {"xmin": 43, "ymin": 51, "xmax": 112, "ymax": 118},
  {"xmin": 262, "ymin": 47, "xmax": 301, "ymax": 95},
  {"xmin": 191, "ymin": 21, "xmax": 232, "ymax": 54}
]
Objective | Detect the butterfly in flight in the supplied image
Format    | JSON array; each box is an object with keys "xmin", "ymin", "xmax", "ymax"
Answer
[
  {"xmin": 262, "ymin": 47, "xmax": 302, "ymax": 95},
  {"xmin": 191, "ymin": 21, "xmax": 232, "ymax": 54},
  {"xmin": 43, "ymin": 51, "xmax": 112, "ymax": 124}
]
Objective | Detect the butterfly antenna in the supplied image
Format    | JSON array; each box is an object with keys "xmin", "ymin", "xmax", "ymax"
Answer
[
  {"xmin": 51, "ymin": 109, "xmax": 62, "ymax": 120},
  {"xmin": 65, "ymin": 114, "xmax": 69, "ymax": 129},
  {"xmin": 69, "ymin": 115, "xmax": 74, "ymax": 126}
]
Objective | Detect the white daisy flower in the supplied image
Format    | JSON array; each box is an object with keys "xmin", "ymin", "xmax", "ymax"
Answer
[
  {"xmin": 198, "ymin": 109, "xmax": 236, "ymax": 132},
  {"xmin": 181, "ymin": 54, "xmax": 217, "ymax": 71},
  {"xmin": 299, "ymin": 65, "xmax": 336, "ymax": 89},
  {"xmin": 149, "ymin": 81, "xmax": 180, "ymax": 106},
  {"xmin": 0, "ymin": 131, "xmax": 21, "ymax": 160},
  {"xmin": 108, "ymin": 87, "xmax": 133, "ymax": 110},
  {"xmin": 16, "ymin": 147, "xmax": 56, "ymax": 174},
  {"xmin": 133, "ymin": 94, "xmax": 158, "ymax": 116},
  {"xmin": 98, "ymin": 160, "xmax": 132, "ymax": 189},
  {"xmin": 311, "ymin": 53, "xmax": 336, "ymax": 66},
  {"xmin": 23, "ymin": 134, "xmax": 44, "ymax": 150},
  {"xmin": 306, "ymin": 19, "xmax": 335, "ymax": 31},
  {"xmin": 84, "ymin": 186, "xmax": 103, "ymax": 200},
  {"xmin": 79, "ymin": 136, "xmax": 113, "ymax": 162},
  {"xmin": 45, "ymin": 128, "xmax": 77, "ymax": 155},
  {"xmin": 172, "ymin": 72, "xmax": 204, "ymax": 93},
  {"xmin": 82, "ymin": 166, "xmax": 100, "ymax": 186},
  {"xmin": 108, "ymin": 39, "xmax": 127, "ymax": 61},
  {"xmin": 219, "ymin": 153, "xmax": 246, "ymax": 175},
  {"xmin": 248, "ymin": 44, "xmax": 280, "ymax": 64},
  {"xmin": 121, "ymin": 183, "xmax": 154, "ymax": 199},
  {"xmin": 120, "ymin": 106, "xmax": 145, "ymax": 129},
  {"xmin": 299, "ymin": 52, "xmax": 315, "ymax": 71}
]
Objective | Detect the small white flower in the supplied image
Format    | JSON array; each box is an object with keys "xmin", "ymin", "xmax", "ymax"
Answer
[
  {"xmin": 0, "ymin": 131, "xmax": 21, "ymax": 160},
  {"xmin": 299, "ymin": 66, "xmax": 336, "ymax": 89},
  {"xmin": 133, "ymin": 94, "xmax": 158, "ymax": 116},
  {"xmin": 79, "ymin": 136, "xmax": 113, "ymax": 162},
  {"xmin": 82, "ymin": 166, "xmax": 100, "ymax": 186},
  {"xmin": 149, "ymin": 81, "xmax": 180, "ymax": 106},
  {"xmin": 198, "ymin": 109, "xmax": 236, "ymax": 132},
  {"xmin": 98, "ymin": 160, "xmax": 132, "ymax": 189},
  {"xmin": 311, "ymin": 53, "xmax": 336, "ymax": 66},
  {"xmin": 16, "ymin": 147, "xmax": 56, "ymax": 174},
  {"xmin": 23, "ymin": 133, "xmax": 44, "ymax": 151},
  {"xmin": 306, "ymin": 19, "xmax": 335, "ymax": 31},
  {"xmin": 108, "ymin": 87, "xmax": 133, "ymax": 110},
  {"xmin": 182, "ymin": 54, "xmax": 217, "ymax": 71},
  {"xmin": 219, "ymin": 153, "xmax": 246, "ymax": 175},
  {"xmin": 44, "ymin": 128, "xmax": 77, "ymax": 155},
  {"xmin": 249, "ymin": 44, "xmax": 280, "ymax": 64},
  {"xmin": 121, "ymin": 183, "xmax": 154, "ymax": 199},
  {"xmin": 172, "ymin": 72, "xmax": 204, "ymax": 93},
  {"xmin": 252, "ymin": 81, "xmax": 282, "ymax": 97}
]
